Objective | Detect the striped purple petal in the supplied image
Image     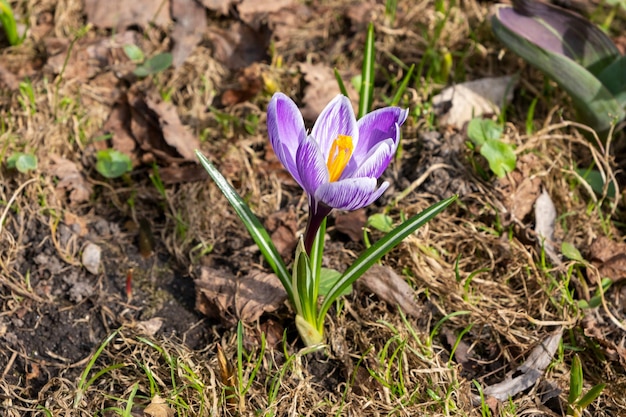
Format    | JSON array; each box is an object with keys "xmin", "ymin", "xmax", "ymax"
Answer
[
  {"xmin": 314, "ymin": 178, "xmax": 389, "ymax": 211},
  {"xmin": 350, "ymin": 107, "xmax": 407, "ymax": 166},
  {"xmin": 311, "ymin": 95, "xmax": 358, "ymax": 159},
  {"xmin": 296, "ymin": 135, "xmax": 329, "ymax": 196},
  {"xmin": 267, "ymin": 93, "xmax": 307, "ymax": 185},
  {"xmin": 347, "ymin": 138, "xmax": 396, "ymax": 180}
]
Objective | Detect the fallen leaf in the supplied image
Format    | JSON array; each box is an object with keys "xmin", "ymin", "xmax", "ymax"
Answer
[
  {"xmin": 144, "ymin": 94, "xmax": 200, "ymax": 161},
  {"xmin": 207, "ymin": 22, "xmax": 271, "ymax": 70},
  {"xmin": 221, "ymin": 63, "xmax": 264, "ymax": 106},
  {"xmin": 144, "ymin": 395, "xmax": 175, "ymax": 417},
  {"xmin": 478, "ymin": 331, "xmax": 562, "ymax": 402},
  {"xmin": 103, "ymin": 99, "xmax": 138, "ymax": 164},
  {"xmin": 171, "ymin": 0, "xmax": 207, "ymax": 67},
  {"xmin": 47, "ymin": 155, "xmax": 93, "ymax": 204},
  {"xmin": 534, "ymin": 188, "xmax": 560, "ymax": 265},
  {"xmin": 589, "ymin": 236, "xmax": 626, "ymax": 283},
  {"xmin": 299, "ymin": 63, "xmax": 358, "ymax": 121},
  {"xmin": 432, "ymin": 76, "xmax": 517, "ymax": 129},
  {"xmin": 497, "ymin": 153, "xmax": 542, "ymax": 222},
  {"xmin": 0, "ymin": 62, "xmax": 19, "ymax": 90},
  {"xmin": 264, "ymin": 207, "xmax": 298, "ymax": 259},
  {"xmin": 335, "ymin": 209, "xmax": 366, "ymax": 242},
  {"xmin": 84, "ymin": 0, "xmax": 171, "ymax": 30},
  {"xmin": 358, "ymin": 264, "xmax": 421, "ymax": 317},
  {"xmin": 134, "ymin": 317, "xmax": 163, "ymax": 337},
  {"xmin": 237, "ymin": 0, "xmax": 296, "ymax": 30},
  {"xmin": 200, "ymin": 0, "xmax": 235, "ymax": 15},
  {"xmin": 195, "ymin": 267, "xmax": 287, "ymax": 324},
  {"xmin": 26, "ymin": 363, "xmax": 40, "ymax": 381}
]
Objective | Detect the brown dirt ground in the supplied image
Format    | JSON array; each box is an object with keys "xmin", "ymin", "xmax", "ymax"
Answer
[{"xmin": 2, "ymin": 0, "xmax": 626, "ymax": 416}]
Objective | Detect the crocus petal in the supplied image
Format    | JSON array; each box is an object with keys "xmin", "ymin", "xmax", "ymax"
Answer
[
  {"xmin": 311, "ymin": 95, "xmax": 358, "ymax": 159},
  {"xmin": 348, "ymin": 138, "xmax": 397, "ymax": 179},
  {"xmin": 267, "ymin": 93, "xmax": 307, "ymax": 184},
  {"xmin": 314, "ymin": 178, "xmax": 389, "ymax": 211},
  {"xmin": 296, "ymin": 135, "xmax": 329, "ymax": 196},
  {"xmin": 352, "ymin": 107, "xmax": 408, "ymax": 162}
]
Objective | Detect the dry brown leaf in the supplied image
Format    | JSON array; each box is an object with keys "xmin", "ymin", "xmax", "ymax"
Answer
[
  {"xmin": 195, "ymin": 267, "xmax": 287, "ymax": 324},
  {"xmin": 207, "ymin": 22, "xmax": 270, "ymax": 70},
  {"xmin": 144, "ymin": 94, "xmax": 200, "ymax": 162},
  {"xmin": 134, "ymin": 317, "xmax": 163, "ymax": 337},
  {"xmin": 497, "ymin": 154, "xmax": 542, "ymax": 222},
  {"xmin": 432, "ymin": 76, "xmax": 517, "ymax": 129},
  {"xmin": 47, "ymin": 155, "xmax": 93, "ymax": 204},
  {"xmin": 221, "ymin": 63, "xmax": 264, "ymax": 106},
  {"xmin": 237, "ymin": 0, "xmax": 296, "ymax": 29},
  {"xmin": 358, "ymin": 264, "xmax": 420, "ymax": 317},
  {"xmin": 480, "ymin": 331, "xmax": 562, "ymax": 402},
  {"xmin": 84, "ymin": 0, "xmax": 171, "ymax": 30},
  {"xmin": 144, "ymin": 395, "xmax": 175, "ymax": 417},
  {"xmin": 335, "ymin": 209, "xmax": 366, "ymax": 242},
  {"xmin": 299, "ymin": 63, "xmax": 358, "ymax": 121},
  {"xmin": 171, "ymin": 0, "xmax": 207, "ymax": 67},
  {"xmin": 200, "ymin": 0, "xmax": 235, "ymax": 15},
  {"xmin": 103, "ymin": 99, "xmax": 138, "ymax": 164},
  {"xmin": 264, "ymin": 207, "xmax": 298, "ymax": 259},
  {"xmin": 589, "ymin": 236, "xmax": 626, "ymax": 283}
]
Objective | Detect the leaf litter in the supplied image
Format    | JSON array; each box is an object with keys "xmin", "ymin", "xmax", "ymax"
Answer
[{"xmin": 1, "ymin": 0, "xmax": 626, "ymax": 416}]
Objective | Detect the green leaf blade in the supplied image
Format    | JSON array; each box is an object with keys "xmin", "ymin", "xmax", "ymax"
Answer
[{"xmin": 195, "ymin": 150, "xmax": 294, "ymax": 304}]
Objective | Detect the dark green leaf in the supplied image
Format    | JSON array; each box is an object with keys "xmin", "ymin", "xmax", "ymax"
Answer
[
  {"xmin": 561, "ymin": 241, "xmax": 584, "ymax": 262},
  {"xmin": 569, "ymin": 355, "xmax": 583, "ymax": 404},
  {"xmin": 7, "ymin": 152, "xmax": 37, "ymax": 173},
  {"xmin": 480, "ymin": 139, "xmax": 516, "ymax": 178},
  {"xmin": 492, "ymin": 4, "xmax": 625, "ymax": 134},
  {"xmin": 318, "ymin": 268, "xmax": 351, "ymax": 297},
  {"xmin": 367, "ymin": 213, "xmax": 394, "ymax": 233},
  {"xmin": 95, "ymin": 149, "xmax": 133, "ymax": 178},
  {"xmin": 576, "ymin": 168, "xmax": 616, "ymax": 198}
]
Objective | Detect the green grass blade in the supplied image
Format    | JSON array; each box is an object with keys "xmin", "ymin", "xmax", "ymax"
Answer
[
  {"xmin": 358, "ymin": 22, "xmax": 375, "ymax": 118},
  {"xmin": 318, "ymin": 195, "xmax": 457, "ymax": 320},
  {"xmin": 569, "ymin": 355, "xmax": 583, "ymax": 405},
  {"xmin": 0, "ymin": 0, "xmax": 19, "ymax": 46},
  {"xmin": 577, "ymin": 383, "xmax": 606, "ymax": 408},
  {"xmin": 391, "ymin": 64, "xmax": 415, "ymax": 106},
  {"xmin": 334, "ymin": 68, "xmax": 349, "ymax": 98},
  {"xmin": 196, "ymin": 150, "xmax": 293, "ymax": 303}
]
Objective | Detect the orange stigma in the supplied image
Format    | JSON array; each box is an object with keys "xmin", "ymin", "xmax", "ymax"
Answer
[{"xmin": 326, "ymin": 134, "xmax": 353, "ymax": 182}]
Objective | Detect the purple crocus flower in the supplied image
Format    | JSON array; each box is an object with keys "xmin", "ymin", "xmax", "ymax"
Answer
[{"xmin": 267, "ymin": 92, "xmax": 408, "ymax": 252}]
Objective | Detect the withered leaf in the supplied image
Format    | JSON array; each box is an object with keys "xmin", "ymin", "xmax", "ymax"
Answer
[
  {"xmin": 171, "ymin": 0, "xmax": 207, "ymax": 67},
  {"xmin": 216, "ymin": 344, "xmax": 237, "ymax": 405},
  {"xmin": 432, "ymin": 76, "xmax": 517, "ymax": 129},
  {"xmin": 144, "ymin": 94, "xmax": 200, "ymax": 162},
  {"xmin": 207, "ymin": 22, "xmax": 270, "ymax": 70},
  {"xmin": 589, "ymin": 236, "xmax": 626, "ymax": 283},
  {"xmin": 264, "ymin": 207, "xmax": 297, "ymax": 259},
  {"xmin": 335, "ymin": 209, "xmax": 366, "ymax": 242},
  {"xmin": 144, "ymin": 395, "xmax": 175, "ymax": 417},
  {"xmin": 195, "ymin": 267, "xmax": 287, "ymax": 324},
  {"xmin": 479, "ymin": 331, "xmax": 562, "ymax": 402},
  {"xmin": 534, "ymin": 188, "xmax": 560, "ymax": 265},
  {"xmin": 200, "ymin": 0, "xmax": 235, "ymax": 15},
  {"xmin": 497, "ymin": 154, "xmax": 542, "ymax": 222},
  {"xmin": 237, "ymin": 0, "xmax": 296, "ymax": 29},
  {"xmin": 84, "ymin": 0, "xmax": 171, "ymax": 30},
  {"xmin": 48, "ymin": 155, "xmax": 93, "ymax": 204},
  {"xmin": 299, "ymin": 63, "xmax": 358, "ymax": 121},
  {"xmin": 358, "ymin": 264, "xmax": 420, "ymax": 317}
]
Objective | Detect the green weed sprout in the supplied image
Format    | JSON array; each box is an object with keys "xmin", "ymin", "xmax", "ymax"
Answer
[
  {"xmin": 0, "ymin": 0, "xmax": 21, "ymax": 46},
  {"xmin": 197, "ymin": 23, "xmax": 456, "ymax": 346},
  {"xmin": 492, "ymin": 0, "xmax": 626, "ymax": 137},
  {"xmin": 567, "ymin": 355, "xmax": 606, "ymax": 416},
  {"xmin": 466, "ymin": 118, "xmax": 516, "ymax": 178}
]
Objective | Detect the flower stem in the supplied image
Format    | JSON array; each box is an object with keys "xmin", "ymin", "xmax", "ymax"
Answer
[{"xmin": 303, "ymin": 204, "xmax": 332, "ymax": 254}]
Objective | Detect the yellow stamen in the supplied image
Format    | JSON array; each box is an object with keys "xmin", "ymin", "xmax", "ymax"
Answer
[{"xmin": 326, "ymin": 134, "xmax": 353, "ymax": 182}]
